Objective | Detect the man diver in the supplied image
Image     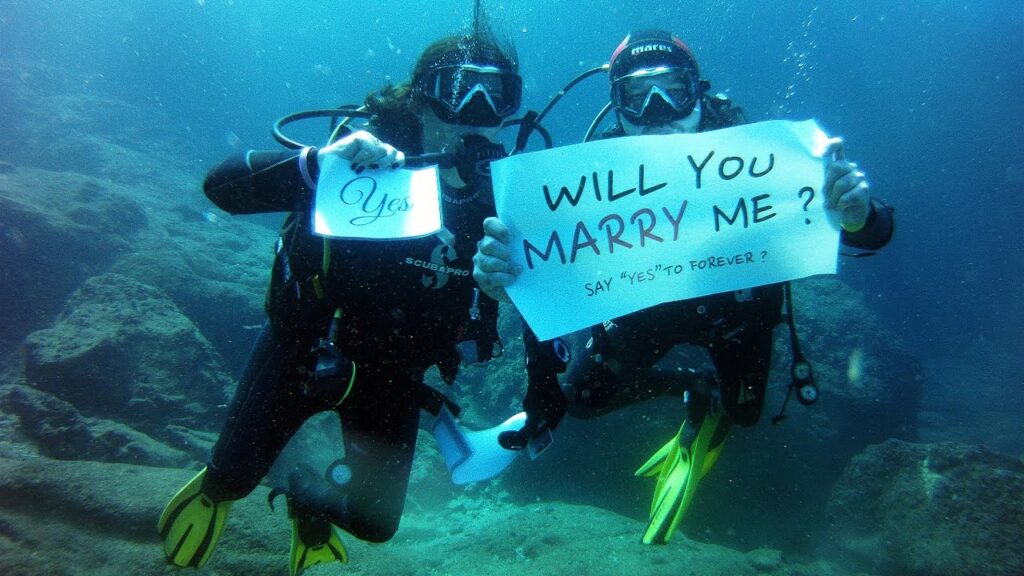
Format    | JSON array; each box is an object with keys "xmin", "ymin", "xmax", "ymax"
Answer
[
  {"xmin": 158, "ymin": 30, "xmax": 521, "ymax": 574},
  {"xmin": 472, "ymin": 29, "xmax": 894, "ymax": 545}
]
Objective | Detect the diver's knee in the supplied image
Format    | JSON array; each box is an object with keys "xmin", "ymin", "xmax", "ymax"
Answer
[
  {"xmin": 347, "ymin": 514, "xmax": 400, "ymax": 543},
  {"xmin": 566, "ymin": 362, "xmax": 621, "ymax": 412},
  {"xmin": 566, "ymin": 401, "xmax": 600, "ymax": 420},
  {"xmin": 730, "ymin": 403, "xmax": 763, "ymax": 427}
]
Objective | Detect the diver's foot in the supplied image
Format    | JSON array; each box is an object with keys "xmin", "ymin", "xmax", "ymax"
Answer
[
  {"xmin": 157, "ymin": 467, "xmax": 234, "ymax": 567},
  {"xmin": 288, "ymin": 506, "xmax": 348, "ymax": 576}
]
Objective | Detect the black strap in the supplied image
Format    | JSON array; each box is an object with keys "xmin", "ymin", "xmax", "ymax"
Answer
[
  {"xmin": 771, "ymin": 282, "xmax": 818, "ymax": 425},
  {"xmin": 784, "ymin": 282, "xmax": 803, "ymax": 360},
  {"xmin": 513, "ymin": 110, "xmax": 540, "ymax": 154}
]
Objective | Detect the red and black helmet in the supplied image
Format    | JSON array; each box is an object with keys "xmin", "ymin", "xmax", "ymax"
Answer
[{"xmin": 609, "ymin": 29, "xmax": 702, "ymax": 126}]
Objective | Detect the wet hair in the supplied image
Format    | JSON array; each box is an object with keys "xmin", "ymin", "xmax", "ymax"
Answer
[
  {"xmin": 364, "ymin": 30, "xmax": 517, "ymax": 155},
  {"xmin": 364, "ymin": 82, "xmax": 424, "ymax": 155}
]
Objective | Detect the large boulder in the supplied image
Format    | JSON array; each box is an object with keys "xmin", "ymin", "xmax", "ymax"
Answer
[
  {"xmin": 0, "ymin": 168, "xmax": 143, "ymax": 350},
  {"xmin": 22, "ymin": 273, "xmax": 232, "ymax": 445},
  {"xmin": 109, "ymin": 214, "xmax": 272, "ymax": 372},
  {"xmin": 827, "ymin": 439, "xmax": 1024, "ymax": 576},
  {"xmin": 1, "ymin": 64, "xmax": 273, "ymax": 372},
  {"xmin": 0, "ymin": 162, "xmax": 271, "ymax": 376},
  {"xmin": 0, "ymin": 384, "xmax": 192, "ymax": 466}
]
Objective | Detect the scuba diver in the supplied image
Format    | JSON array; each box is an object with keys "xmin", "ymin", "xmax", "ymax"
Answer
[
  {"xmin": 157, "ymin": 29, "xmax": 522, "ymax": 575},
  {"xmin": 472, "ymin": 29, "xmax": 895, "ymax": 545}
]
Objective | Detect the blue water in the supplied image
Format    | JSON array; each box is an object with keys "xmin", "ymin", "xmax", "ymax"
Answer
[
  {"xmin": 1, "ymin": 0, "xmax": 1022, "ymax": 562},
  {"xmin": 5, "ymin": 0, "xmax": 1020, "ymax": 361}
]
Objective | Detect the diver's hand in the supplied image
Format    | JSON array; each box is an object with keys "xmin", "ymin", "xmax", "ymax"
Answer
[
  {"xmin": 499, "ymin": 333, "xmax": 570, "ymax": 451},
  {"xmin": 473, "ymin": 217, "xmax": 520, "ymax": 302},
  {"xmin": 500, "ymin": 381, "xmax": 568, "ymax": 452},
  {"xmin": 498, "ymin": 397, "xmax": 565, "ymax": 452},
  {"xmin": 498, "ymin": 407, "xmax": 559, "ymax": 452},
  {"xmin": 498, "ymin": 425, "xmax": 533, "ymax": 451},
  {"xmin": 823, "ymin": 139, "xmax": 870, "ymax": 232},
  {"xmin": 318, "ymin": 130, "xmax": 405, "ymax": 173},
  {"xmin": 307, "ymin": 336, "xmax": 356, "ymax": 407}
]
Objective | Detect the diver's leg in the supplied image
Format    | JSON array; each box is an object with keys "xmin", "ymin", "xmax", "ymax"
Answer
[
  {"xmin": 203, "ymin": 323, "xmax": 323, "ymax": 500},
  {"xmin": 566, "ymin": 317, "xmax": 697, "ymax": 418},
  {"xmin": 159, "ymin": 323, "xmax": 322, "ymax": 568},
  {"xmin": 646, "ymin": 327, "xmax": 775, "ymax": 545},
  {"xmin": 635, "ymin": 360, "xmax": 728, "ymax": 545},
  {"xmin": 707, "ymin": 324, "xmax": 774, "ymax": 430},
  {"xmin": 286, "ymin": 364, "xmax": 422, "ymax": 543}
]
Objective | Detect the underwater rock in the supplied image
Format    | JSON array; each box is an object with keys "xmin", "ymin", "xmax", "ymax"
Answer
[
  {"xmin": 746, "ymin": 547, "xmax": 783, "ymax": 572},
  {"xmin": 0, "ymin": 385, "xmax": 93, "ymax": 459},
  {"xmin": 0, "ymin": 168, "xmax": 136, "ymax": 347},
  {"xmin": 111, "ymin": 247, "xmax": 267, "ymax": 373},
  {"xmin": 0, "ymin": 457, "xmax": 289, "ymax": 576},
  {"xmin": 0, "ymin": 156, "xmax": 269, "ymax": 374},
  {"xmin": 22, "ymin": 273, "xmax": 232, "ymax": 442},
  {"xmin": 827, "ymin": 439, "xmax": 1024, "ymax": 576},
  {"xmin": 0, "ymin": 385, "xmax": 191, "ymax": 466}
]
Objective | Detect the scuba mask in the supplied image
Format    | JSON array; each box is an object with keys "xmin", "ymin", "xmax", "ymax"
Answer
[
  {"xmin": 611, "ymin": 66, "xmax": 700, "ymax": 126},
  {"xmin": 416, "ymin": 63, "xmax": 522, "ymax": 127}
]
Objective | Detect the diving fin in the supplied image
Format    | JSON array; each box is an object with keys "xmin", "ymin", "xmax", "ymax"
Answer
[
  {"xmin": 157, "ymin": 467, "xmax": 234, "ymax": 567},
  {"xmin": 634, "ymin": 434, "xmax": 677, "ymax": 478},
  {"xmin": 637, "ymin": 407, "xmax": 725, "ymax": 545},
  {"xmin": 636, "ymin": 431, "xmax": 723, "ymax": 480},
  {"xmin": 289, "ymin": 514, "xmax": 348, "ymax": 576}
]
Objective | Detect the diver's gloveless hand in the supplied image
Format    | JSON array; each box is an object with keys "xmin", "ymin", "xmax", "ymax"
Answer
[
  {"xmin": 823, "ymin": 139, "xmax": 871, "ymax": 232},
  {"xmin": 307, "ymin": 340, "xmax": 356, "ymax": 408},
  {"xmin": 317, "ymin": 130, "xmax": 405, "ymax": 173},
  {"xmin": 473, "ymin": 216, "xmax": 520, "ymax": 302}
]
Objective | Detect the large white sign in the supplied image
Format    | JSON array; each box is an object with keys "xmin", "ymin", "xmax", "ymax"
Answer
[
  {"xmin": 490, "ymin": 119, "xmax": 841, "ymax": 341},
  {"xmin": 313, "ymin": 156, "xmax": 442, "ymax": 240}
]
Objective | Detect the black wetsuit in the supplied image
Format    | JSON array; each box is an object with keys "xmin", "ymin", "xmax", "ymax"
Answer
[
  {"xmin": 521, "ymin": 97, "xmax": 895, "ymax": 435},
  {"xmin": 199, "ymin": 145, "xmax": 498, "ymax": 542}
]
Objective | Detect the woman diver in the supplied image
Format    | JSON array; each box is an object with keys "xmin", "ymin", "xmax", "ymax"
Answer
[{"xmin": 158, "ymin": 27, "xmax": 521, "ymax": 575}]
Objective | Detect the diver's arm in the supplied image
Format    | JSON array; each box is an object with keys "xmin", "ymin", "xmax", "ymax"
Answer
[
  {"xmin": 499, "ymin": 327, "xmax": 569, "ymax": 450},
  {"xmin": 203, "ymin": 148, "xmax": 319, "ymax": 215},
  {"xmin": 840, "ymin": 198, "xmax": 894, "ymax": 251},
  {"xmin": 822, "ymin": 144, "xmax": 894, "ymax": 252},
  {"xmin": 204, "ymin": 131, "xmax": 405, "ymax": 215}
]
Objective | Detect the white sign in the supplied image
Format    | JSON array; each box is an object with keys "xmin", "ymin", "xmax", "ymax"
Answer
[
  {"xmin": 490, "ymin": 119, "xmax": 840, "ymax": 341},
  {"xmin": 313, "ymin": 155, "xmax": 443, "ymax": 239}
]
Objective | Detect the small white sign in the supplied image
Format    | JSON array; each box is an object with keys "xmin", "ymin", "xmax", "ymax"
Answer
[
  {"xmin": 313, "ymin": 155, "xmax": 443, "ymax": 240},
  {"xmin": 490, "ymin": 119, "xmax": 841, "ymax": 341}
]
